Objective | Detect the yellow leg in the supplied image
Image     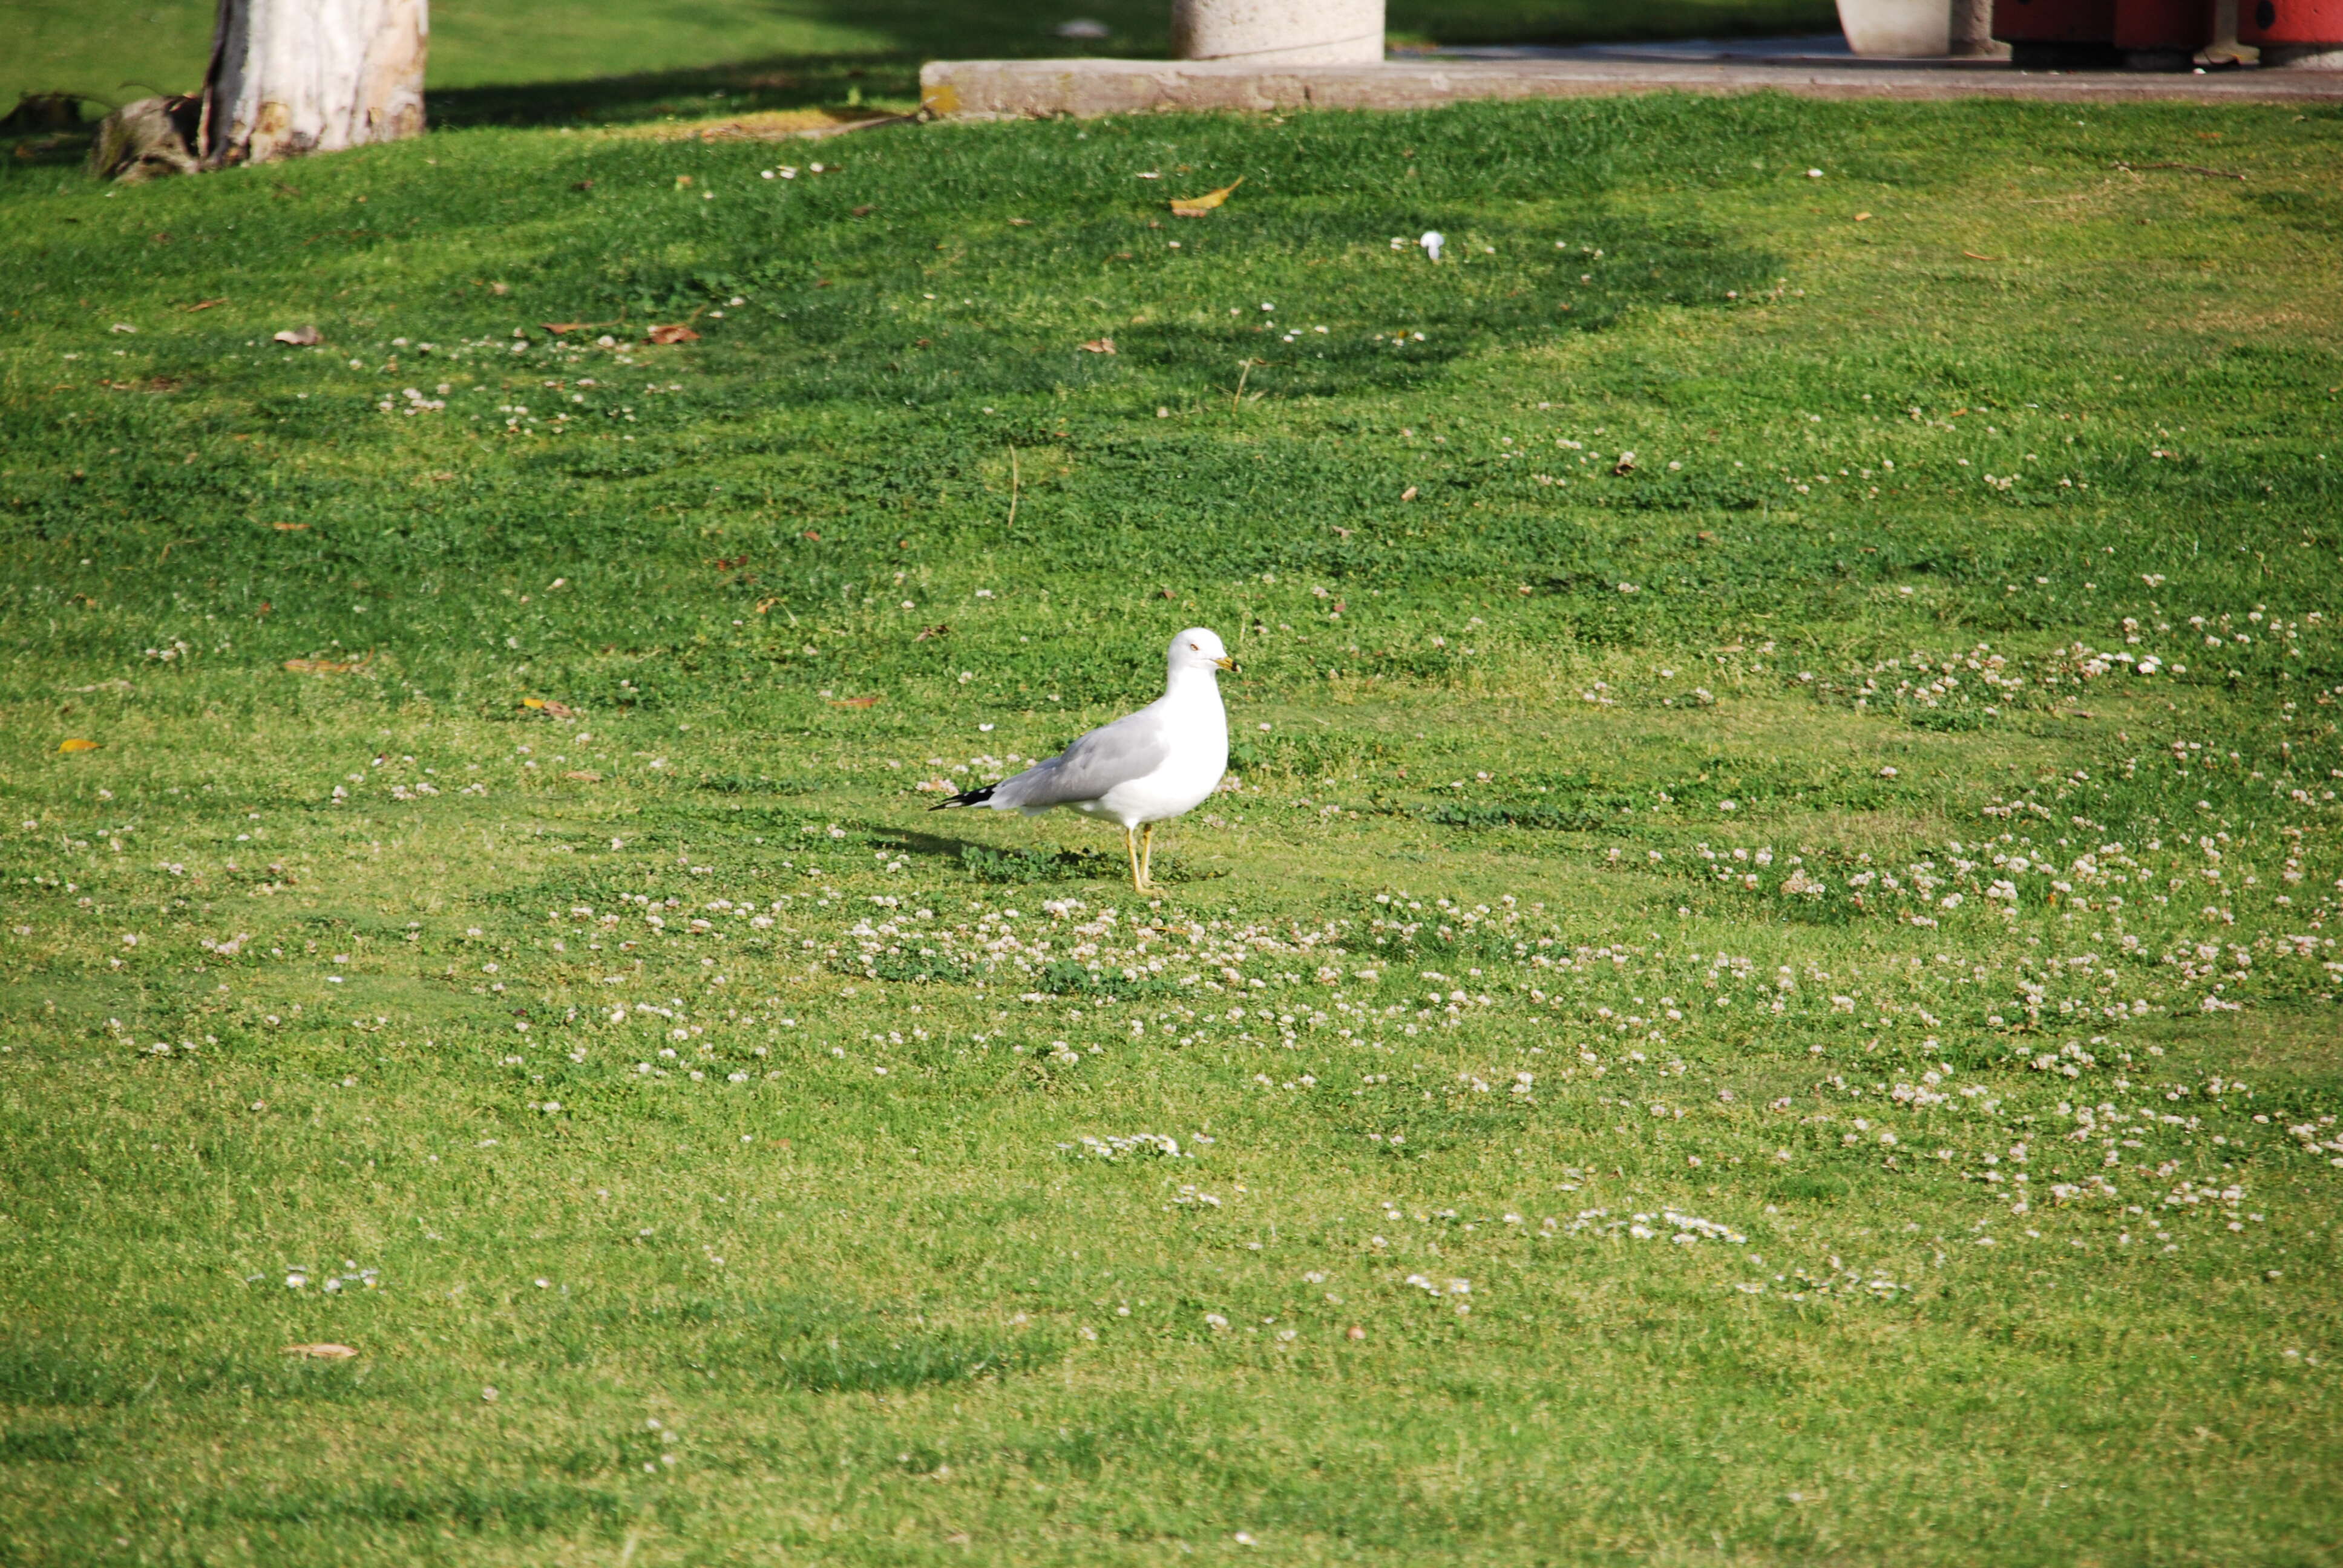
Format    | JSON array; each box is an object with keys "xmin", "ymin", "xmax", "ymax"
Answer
[
  {"xmin": 1124, "ymin": 827, "xmax": 1143, "ymax": 892},
  {"xmin": 1139, "ymin": 823, "xmax": 1157, "ymax": 891}
]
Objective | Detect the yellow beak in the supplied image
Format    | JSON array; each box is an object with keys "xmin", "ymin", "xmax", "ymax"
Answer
[{"xmin": 1214, "ymin": 656, "xmax": 1237, "ymax": 673}]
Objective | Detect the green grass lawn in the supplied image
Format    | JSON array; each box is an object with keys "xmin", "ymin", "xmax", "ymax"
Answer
[{"xmin": 4, "ymin": 86, "xmax": 2342, "ymax": 1567}]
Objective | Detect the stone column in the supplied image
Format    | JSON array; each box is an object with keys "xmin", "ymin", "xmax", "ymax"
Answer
[
  {"xmin": 1950, "ymin": 0, "xmax": 2007, "ymax": 54},
  {"xmin": 1171, "ymin": 0, "xmax": 1384, "ymax": 64}
]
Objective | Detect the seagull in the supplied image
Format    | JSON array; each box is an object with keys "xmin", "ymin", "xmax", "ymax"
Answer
[{"xmin": 932, "ymin": 627, "xmax": 1234, "ymax": 892}]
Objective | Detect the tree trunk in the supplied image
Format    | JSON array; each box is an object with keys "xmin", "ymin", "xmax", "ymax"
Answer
[{"xmin": 202, "ymin": 0, "xmax": 428, "ymax": 167}]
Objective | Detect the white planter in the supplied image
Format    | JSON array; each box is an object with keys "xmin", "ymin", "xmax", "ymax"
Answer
[
  {"xmin": 1172, "ymin": 0, "xmax": 1385, "ymax": 64},
  {"xmin": 1837, "ymin": 0, "xmax": 1952, "ymax": 56}
]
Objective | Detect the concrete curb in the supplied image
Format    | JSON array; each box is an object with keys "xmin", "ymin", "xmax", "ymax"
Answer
[{"xmin": 919, "ymin": 56, "xmax": 2343, "ymax": 119}]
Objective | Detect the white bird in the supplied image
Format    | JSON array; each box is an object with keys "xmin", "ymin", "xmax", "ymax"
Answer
[{"xmin": 933, "ymin": 628, "xmax": 1234, "ymax": 892}]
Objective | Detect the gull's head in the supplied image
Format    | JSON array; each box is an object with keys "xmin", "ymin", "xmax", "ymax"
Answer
[{"xmin": 1169, "ymin": 627, "xmax": 1235, "ymax": 675}]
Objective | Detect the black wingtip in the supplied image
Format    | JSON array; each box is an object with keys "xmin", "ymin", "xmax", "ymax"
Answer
[{"xmin": 930, "ymin": 783, "xmax": 997, "ymax": 811}]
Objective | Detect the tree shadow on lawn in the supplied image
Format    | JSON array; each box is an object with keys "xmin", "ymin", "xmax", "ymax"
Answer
[
  {"xmin": 583, "ymin": 200, "xmax": 1778, "ymax": 411},
  {"xmin": 424, "ymin": 0, "xmax": 1165, "ymax": 129},
  {"xmin": 428, "ymin": 52, "xmax": 928, "ymax": 130},
  {"xmin": 421, "ymin": 0, "xmax": 1841, "ymax": 129},
  {"xmin": 4, "ymin": 0, "xmax": 1843, "ymax": 153}
]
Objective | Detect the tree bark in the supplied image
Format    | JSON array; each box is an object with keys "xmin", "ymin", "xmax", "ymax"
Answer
[{"xmin": 202, "ymin": 0, "xmax": 428, "ymax": 167}]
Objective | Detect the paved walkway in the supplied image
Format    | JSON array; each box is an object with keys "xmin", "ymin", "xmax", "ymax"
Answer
[{"xmin": 920, "ymin": 38, "xmax": 2343, "ymax": 120}]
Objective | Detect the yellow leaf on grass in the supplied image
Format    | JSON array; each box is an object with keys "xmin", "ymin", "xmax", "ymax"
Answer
[
  {"xmin": 522, "ymin": 697, "xmax": 577, "ymax": 719},
  {"xmin": 58, "ymin": 737, "xmax": 102, "ymax": 753},
  {"xmin": 284, "ymin": 655, "xmax": 369, "ymax": 675},
  {"xmin": 1170, "ymin": 177, "xmax": 1242, "ymax": 218}
]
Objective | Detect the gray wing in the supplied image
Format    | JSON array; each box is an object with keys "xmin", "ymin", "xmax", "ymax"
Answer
[{"xmin": 988, "ymin": 703, "xmax": 1172, "ymax": 809}]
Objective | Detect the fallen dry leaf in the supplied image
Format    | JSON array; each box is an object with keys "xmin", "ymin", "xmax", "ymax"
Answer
[
  {"xmin": 57, "ymin": 737, "xmax": 102, "ymax": 753},
  {"xmin": 1008, "ymin": 218, "xmax": 1034, "ymax": 227},
  {"xmin": 755, "ymin": 597, "xmax": 781, "ymax": 614},
  {"xmin": 1612, "ymin": 452, "xmax": 1638, "ymax": 475},
  {"xmin": 521, "ymin": 697, "xmax": 578, "ymax": 719},
  {"xmin": 1853, "ymin": 211, "xmax": 1872, "ymax": 221},
  {"xmin": 914, "ymin": 622, "xmax": 949, "ymax": 641},
  {"xmin": 1399, "ymin": 485, "xmax": 1418, "ymax": 502},
  {"xmin": 646, "ymin": 324, "xmax": 700, "ymax": 345},
  {"xmin": 1078, "ymin": 338, "xmax": 1116, "ymax": 354},
  {"xmin": 273, "ymin": 325, "xmax": 321, "ymax": 346},
  {"xmin": 565, "ymin": 770, "xmax": 603, "ymax": 782},
  {"xmin": 1170, "ymin": 177, "xmax": 1242, "ymax": 218},
  {"xmin": 831, "ymin": 696, "xmax": 880, "ymax": 709},
  {"xmin": 183, "ymin": 297, "xmax": 228, "ymax": 312},
  {"xmin": 284, "ymin": 656, "xmax": 366, "ymax": 676},
  {"xmin": 851, "ymin": 204, "xmax": 874, "ymax": 217},
  {"xmin": 271, "ymin": 521, "xmax": 309, "ymax": 531},
  {"xmin": 542, "ymin": 321, "xmax": 591, "ymax": 335},
  {"xmin": 283, "ymin": 1343, "xmax": 359, "ymax": 1360},
  {"xmin": 1962, "ymin": 251, "xmax": 2001, "ymax": 261}
]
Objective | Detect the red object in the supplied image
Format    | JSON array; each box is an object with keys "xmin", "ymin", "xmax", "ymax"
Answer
[
  {"xmin": 1993, "ymin": 0, "xmax": 2116, "ymax": 41},
  {"xmin": 2240, "ymin": 0, "xmax": 2343, "ymax": 42},
  {"xmin": 2114, "ymin": 0, "xmax": 2215, "ymax": 47}
]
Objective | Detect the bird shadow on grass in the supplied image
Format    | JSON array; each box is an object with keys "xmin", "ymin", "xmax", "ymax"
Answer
[
  {"xmin": 865, "ymin": 825, "xmax": 1111, "ymax": 884},
  {"xmin": 871, "ymin": 825, "xmax": 1230, "ymax": 888}
]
